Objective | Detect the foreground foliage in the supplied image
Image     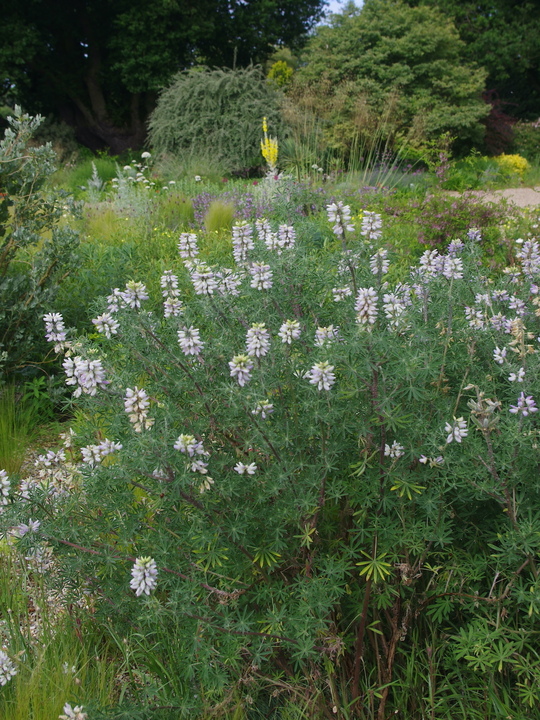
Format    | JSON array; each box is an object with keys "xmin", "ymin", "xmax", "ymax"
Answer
[{"xmin": 2, "ymin": 197, "xmax": 540, "ymax": 718}]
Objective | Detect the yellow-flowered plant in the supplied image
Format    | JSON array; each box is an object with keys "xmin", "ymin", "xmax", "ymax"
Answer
[
  {"xmin": 260, "ymin": 116, "xmax": 278, "ymax": 173},
  {"xmin": 495, "ymin": 153, "xmax": 530, "ymax": 178}
]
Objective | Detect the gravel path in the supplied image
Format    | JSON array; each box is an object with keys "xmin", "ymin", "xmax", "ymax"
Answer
[{"xmin": 447, "ymin": 186, "xmax": 540, "ymax": 208}]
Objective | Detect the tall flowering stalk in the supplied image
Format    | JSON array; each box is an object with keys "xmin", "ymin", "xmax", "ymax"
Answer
[{"xmin": 260, "ymin": 116, "xmax": 278, "ymax": 175}]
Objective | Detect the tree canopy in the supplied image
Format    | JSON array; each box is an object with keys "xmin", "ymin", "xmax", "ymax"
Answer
[
  {"xmin": 291, "ymin": 0, "xmax": 488, "ymax": 153},
  {"xmin": 404, "ymin": 0, "xmax": 540, "ymax": 120},
  {"xmin": 0, "ymin": 0, "xmax": 326, "ymax": 152}
]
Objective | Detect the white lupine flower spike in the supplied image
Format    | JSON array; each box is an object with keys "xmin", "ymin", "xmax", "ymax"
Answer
[{"xmin": 130, "ymin": 556, "xmax": 158, "ymax": 596}]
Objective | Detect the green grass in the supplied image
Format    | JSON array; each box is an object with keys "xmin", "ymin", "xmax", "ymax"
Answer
[
  {"xmin": 0, "ymin": 549, "xmax": 123, "ymax": 720},
  {"xmin": 0, "ymin": 387, "xmax": 39, "ymax": 475}
]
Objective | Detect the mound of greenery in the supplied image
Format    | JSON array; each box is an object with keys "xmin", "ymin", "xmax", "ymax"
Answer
[{"xmin": 148, "ymin": 66, "xmax": 283, "ymax": 172}]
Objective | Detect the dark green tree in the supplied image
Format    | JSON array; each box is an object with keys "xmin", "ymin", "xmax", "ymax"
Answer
[
  {"xmin": 290, "ymin": 0, "xmax": 488, "ymax": 155},
  {"xmin": 0, "ymin": 0, "xmax": 325, "ymax": 153},
  {"xmin": 404, "ymin": 0, "xmax": 540, "ymax": 120}
]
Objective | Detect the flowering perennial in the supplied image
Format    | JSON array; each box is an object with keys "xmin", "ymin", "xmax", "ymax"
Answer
[
  {"xmin": 232, "ymin": 222, "xmax": 254, "ymax": 264},
  {"xmin": 0, "ymin": 470, "xmax": 10, "ymax": 507},
  {"xmin": 278, "ymin": 319, "xmax": 301, "ymax": 344},
  {"xmin": 370, "ymin": 248, "xmax": 389, "ymax": 276},
  {"xmin": 327, "ymin": 202, "xmax": 354, "ymax": 237},
  {"xmin": 124, "ymin": 387, "xmax": 153, "ymax": 432},
  {"xmin": 246, "ymin": 323, "xmax": 270, "ymax": 358},
  {"xmin": 315, "ymin": 325, "xmax": 340, "ymax": 346},
  {"xmin": 130, "ymin": 556, "xmax": 158, "ymax": 596},
  {"xmin": 177, "ymin": 326, "xmax": 204, "ymax": 357},
  {"xmin": 445, "ymin": 417, "xmax": 468, "ymax": 444},
  {"xmin": 92, "ymin": 312, "xmax": 119, "ymax": 338},
  {"xmin": 81, "ymin": 439, "xmax": 123, "ymax": 466},
  {"xmin": 0, "ymin": 650, "xmax": 16, "ymax": 686},
  {"xmin": 249, "ymin": 262, "xmax": 273, "ymax": 290},
  {"xmin": 229, "ymin": 354, "xmax": 254, "ymax": 386},
  {"xmin": 509, "ymin": 392, "xmax": 538, "ymax": 417},
  {"xmin": 178, "ymin": 232, "xmax": 199, "ymax": 259},
  {"xmin": 306, "ymin": 361, "xmax": 336, "ymax": 391},
  {"xmin": 355, "ymin": 287, "xmax": 378, "ymax": 326},
  {"xmin": 63, "ymin": 356, "xmax": 108, "ymax": 397},
  {"xmin": 234, "ymin": 462, "xmax": 257, "ymax": 475},
  {"xmin": 360, "ymin": 211, "xmax": 382, "ymax": 242}
]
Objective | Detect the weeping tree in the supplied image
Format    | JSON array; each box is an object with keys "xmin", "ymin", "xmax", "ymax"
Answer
[{"xmin": 148, "ymin": 66, "xmax": 284, "ymax": 172}]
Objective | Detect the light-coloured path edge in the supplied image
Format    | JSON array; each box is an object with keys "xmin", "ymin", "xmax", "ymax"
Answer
[{"xmin": 446, "ymin": 186, "xmax": 540, "ymax": 209}]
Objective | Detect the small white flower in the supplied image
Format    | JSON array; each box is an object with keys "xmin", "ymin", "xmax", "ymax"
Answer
[
  {"xmin": 246, "ymin": 323, "xmax": 270, "ymax": 358},
  {"xmin": 58, "ymin": 704, "xmax": 87, "ymax": 720},
  {"xmin": 190, "ymin": 262, "xmax": 217, "ymax": 295},
  {"xmin": 314, "ymin": 325, "xmax": 339, "ymax": 346},
  {"xmin": 124, "ymin": 387, "xmax": 154, "ymax": 432},
  {"xmin": 360, "ymin": 211, "xmax": 382, "ymax": 241},
  {"xmin": 508, "ymin": 367, "xmax": 525, "ymax": 383},
  {"xmin": 232, "ymin": 222, "xmax": 254, "ymax": 264},
  {"xmin": 229, "ymin": 354, "xmax": 254, "ymax": 387},
  {"xmin": 141, "ymin": 151, "xmax": 151, "ymax": 159},
  {"xmin": 493, "ymin": 346, "xmax": 507, "ymax": 365},
  {"xmin": 369, "ymin": 248, "xmax": 389, "ymax": 275},
  {"xmin": 278, "ymin": 319, "xmax": 301, "ymax": 344},
  {"xmin": 130, "ymin": 556, "xmax": 158, "ymax": 596},
  {"xmin": 509, "ymin": 392, "xmax": 538, "ymax": 417},
  {"xmin": 355, "ymin": 287, "xmax": 378, "ymax": 326},
  {"xmin": 384, "ymin": 441, "xmax": 404, "ymax": 459},
  {"xmin": 249, "ymin": 263, "xmax": 273, "ymax": 290},
  {"xmin": 121, "ymin": 281, "xmax": 148, "ymax": 309},
  {"xmin": 174, "ymin": 434, "xmax": 206, "ymax": 457},
  {"xmin": 444, "ymin": 417, "xmax": 468, "ymax": 444},
  {"xmin": 306, "ymin": 361, "xmax": 336, "ymax": 391},
  {"xmin": 43, "ymin": 312, "xmax": 67, "ymax": 344},
  {"xmin": 0, "ymin": 470, "xmax": 10, "ymax": 506},
  {"xmin": 92, "ymin": 312, "xmax": 119, "ymax": 338},
  {"xmin": 160, "ymin": 271, "xmax": 179, "ymax": 298},
  {"xmin": 234, "ymin": 462, "xmax": 257, "ymax": 475},
  {"xmin": 327, "ymin": 202, "xmax": 355, "ymax": 236},
  {"xmin": 164, "ymin": 297, "xmax": 183, "ymax": 317},
  {"xmin": 15, "ymin": 518, "xmax": 41, "ymax": 536},
  {"xmin": 252, "ymin": 401, "xmax": 274, "ymax": 419},
  {"xmin": 178, "ymin": 232, "xmax": 199, "ymax": 259},
  {"xmin": 332, "ymin": 286, "xmax": 352, "ymax": 301},
  {"xmin": 177, "ymin": 326, "xmax": 204, "ymax": 357},
  {"xmin": 0, "ymin": 651, "xmax": 16, "ymax": 686}
]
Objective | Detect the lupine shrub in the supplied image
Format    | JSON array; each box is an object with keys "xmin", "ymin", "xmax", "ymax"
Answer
[{"xmin": 4, "ymin": 206, "xmax": 540, "ymax": 718}]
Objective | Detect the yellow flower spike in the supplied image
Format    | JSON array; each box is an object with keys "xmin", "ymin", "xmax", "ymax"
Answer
[{"xmin": 262, "ymin": 116, "xmax": 268, "ymax": 133}]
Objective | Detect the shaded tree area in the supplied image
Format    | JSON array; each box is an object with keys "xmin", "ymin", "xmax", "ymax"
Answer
[
  {"xmin": 0, "ymin": 0, "xmax": 325, "ymax": 153},
  {"xmin": 291, "ymin": 0, "xmax": 488, "ymax": 155},
  {"xmin": 404, "ymin": 0, "xmax": 540, "ymax": 120}
]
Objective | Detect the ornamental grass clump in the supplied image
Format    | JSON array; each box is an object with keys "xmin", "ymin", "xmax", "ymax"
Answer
[{"xmin": 5, "ymin": 208, "xmax": 540, "ymax": 717}]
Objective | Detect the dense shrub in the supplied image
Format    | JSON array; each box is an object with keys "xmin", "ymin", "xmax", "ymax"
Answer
[
  {"xmin": 5, "ymin": 204, "xmax": 540, "ymax": 718},
  {"xmin": 148, "ymin": 66, "xmax": 284, "ymax": 173},
  {"xmin": 290, "ymin": 0, "xmax": 488, "ymax": 156},
  {"xmin": 0, "ymin": 108, "xmax": 79, "ymax": 377}
]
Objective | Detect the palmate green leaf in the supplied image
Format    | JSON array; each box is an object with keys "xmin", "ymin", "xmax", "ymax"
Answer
[
  {"xmin": 356, "ymin": 551, "xmax": 393, "ymax": 583},
  {"xmin": 390, "ymin": 477, "xmax": 426, "ymax": 499}
]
